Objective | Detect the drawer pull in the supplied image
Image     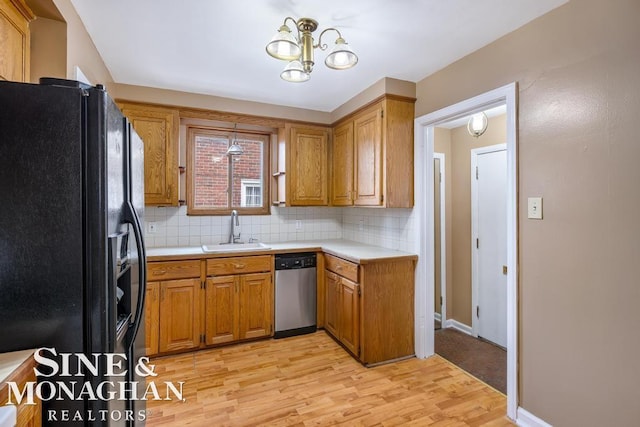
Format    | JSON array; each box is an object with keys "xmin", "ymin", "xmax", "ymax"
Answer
[
  {"xmin": 153, "ymin": 270, "xmax": 167, "ymax": 275},
  {"xmin": 335, "ymin": 265, "xmax": 342, "ymax": 270},
  {"xmin": 233, "ymin": 263, "xmax": 246, "ymax": 269}
]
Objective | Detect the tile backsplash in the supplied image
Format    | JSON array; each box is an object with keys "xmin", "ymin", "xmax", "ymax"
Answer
[
  {"xmin": 342, "ymin": 208, "xmax": 417, "ymax": 252},
  {"xmin": 143, "ymin": 206, "xmax": 416, "ymax": 252}
]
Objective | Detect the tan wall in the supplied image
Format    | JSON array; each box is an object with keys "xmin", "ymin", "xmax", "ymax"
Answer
[
  {"xmin": 29, "ymin": 16, "xmax": 66, "ymax": 82},
  {"xmin": 449, "ymin": 115, "xmax": 506, "ymax": 326},
  {"xmin": 331, "ymin": 77, "xmax": 416, "ymax": 122},
  {"xmin": 52, "ymin": 0, "xmax": 112, "ymax": 87},
  {"xmin": 416, "ymin": 1, "xmax": 640, "ymax": 425}
]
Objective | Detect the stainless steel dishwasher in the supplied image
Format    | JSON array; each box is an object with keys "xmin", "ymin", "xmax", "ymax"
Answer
[{"xmin": 274, "ymin": 253, "xmax": 317, "ymax": 339}]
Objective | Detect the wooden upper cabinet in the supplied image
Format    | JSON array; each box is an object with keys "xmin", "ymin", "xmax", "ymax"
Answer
[
  {"xmin": 0, "ymin": 0, "xmax": 34, "ymax": 82},
  {"xmin": 119, "ymin": 102, "xmax": 180, "ymax": 206},
  {"xmin": 353, "ymin": 105, "xmax": 383, "ymax": 206},
  {"xmin": 287, "ymin": 125, "xmax": 330, "ymax": 206},
  {"xmin": 331, "ymin": 96, "xmax": 415, "ymax": 208},
  {"xmin": 331, "ymin": 121, "xmax": 354, "ymax": 206}
]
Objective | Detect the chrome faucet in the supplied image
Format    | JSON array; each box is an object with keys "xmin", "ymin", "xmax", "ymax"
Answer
[{"xmin": 229, "ymin": 210, "xmax": 241, "ymax": 243}]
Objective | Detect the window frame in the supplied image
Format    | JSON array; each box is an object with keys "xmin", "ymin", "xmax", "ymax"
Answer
[{"xmin": 186, "ymin": 126, "xmax": 270, "ymax": 216}]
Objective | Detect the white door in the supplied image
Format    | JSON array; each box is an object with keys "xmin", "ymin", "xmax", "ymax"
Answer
[{"xmin": 474, "ymin": 147, "xmax": 507, "ymax": 347}]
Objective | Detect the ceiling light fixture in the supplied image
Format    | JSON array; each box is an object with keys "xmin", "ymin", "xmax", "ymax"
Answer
[
  {"xmin": 266, "ymin": 17, "xmax": 358, "ymax": 83},
  {"xmin": 226, "ymin": 124, "xmax": 244, "ymax": 156},
  {"xmin": 467, "ymin": 112, "xmax": 489, "ymax": 138}
]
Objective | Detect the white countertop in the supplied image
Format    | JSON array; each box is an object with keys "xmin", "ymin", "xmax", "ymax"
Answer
[
  {"xmin": 147, "ymin": 239, "xmax": 417, "ymax": 264},
  {"xmin": 0, "ymin": 349, "xmax": 34, "ymax": 385}
]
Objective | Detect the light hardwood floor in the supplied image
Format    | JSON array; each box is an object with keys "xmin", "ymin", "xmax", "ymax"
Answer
[{"xmin": 145, "ymin": 332, "xmax": 512, "ymax": 426}]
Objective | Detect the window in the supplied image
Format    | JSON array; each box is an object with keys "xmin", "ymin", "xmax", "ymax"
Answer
[
  {"xmin": 186, "ymin": 126, "xmax": 270, "ymax": 215},
  {"xmin": 241, "ymin": 179, "xmax": 262, "ymax": 207}
]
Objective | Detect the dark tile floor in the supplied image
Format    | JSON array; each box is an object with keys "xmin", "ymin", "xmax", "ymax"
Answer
[{"xmin": 434, "ymin": 326, "xmax": 506, "ymax": 394}]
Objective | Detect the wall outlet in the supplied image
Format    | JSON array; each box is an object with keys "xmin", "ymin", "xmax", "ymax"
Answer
[
  {"xmin": 528, "ymin": 197, "xmax": 543, "ymax": 219},
  {"xmin": 358, "ymin": 219, "xmax": 364, "ymax": 231},
  {"xmin": 147, "ymin": 222, "xmax": 158, "ymax": 233},
  {"xmin": 295, "ymin": 220, "xmax": 302, "ymax": 230}
]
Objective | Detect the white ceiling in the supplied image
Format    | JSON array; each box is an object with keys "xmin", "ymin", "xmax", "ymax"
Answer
[{"xmin": 69, "ymin": 0, "xmax": 567, "ymax": 112}]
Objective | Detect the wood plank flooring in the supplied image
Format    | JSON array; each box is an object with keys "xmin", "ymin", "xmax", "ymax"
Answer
[{"xmin": 145, "ymin": 332, "xmax": 513, "ymax": 426}]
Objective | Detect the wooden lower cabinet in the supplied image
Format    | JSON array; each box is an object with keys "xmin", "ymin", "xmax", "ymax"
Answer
[
  {"xmin": 158, "ymin": 278, "xmax": 201, "ymax": 353},
  {"xmin": 205, "ymin": 275, "xmax": 237, "ymax": 345},
  {"xmin": 324, "ymin": 269, "xmax": 361, "ymax": 357},
  {"xmin": 0, "ymin": 353, "xmax": 41, "ymax": 427},
  {"xmin": 324, "ymin": 271, "xmax": 340, "ymax": 337},
  {"xmin": 338, "ymin": 277, "xmax": 360, "ymax": 356},
  {"xmin": 239, "ymin": 272, "xmax": 272, "ymax": 339},
  {"xmin": 205, "ymin": 272, "xmax": 273, "ymax": 345},
  {"xmin": 324, "ymin": 254, "xmax": 415, "ymax": 365},
  {"xmin": 144, "ymin": 282, "xmax": 160, "ymax": 356}
]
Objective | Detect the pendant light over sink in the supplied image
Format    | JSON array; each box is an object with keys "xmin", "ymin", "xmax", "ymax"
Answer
[
  {"xmin": 266, "ymin": 17, "xmax": 358, "ymax": 83},
  {"xmin": 226, "ymin": 124, "xmax": 244, "ymax": 156}
]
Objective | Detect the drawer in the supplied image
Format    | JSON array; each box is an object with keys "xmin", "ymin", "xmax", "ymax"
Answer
[
  {"xmin": 324, "ymin": 254, "xmax": 358, "ymax": 283},
  {"xmin": 207, "ymin": 255, "xmax": 272, "ymax": 276},
  {"xmin": 147, "ymin": 260, "xmax": 200, "ymax": 281}
]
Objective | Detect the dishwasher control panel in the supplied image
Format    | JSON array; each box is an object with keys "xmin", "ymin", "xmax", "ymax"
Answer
[{"xmin": 275, "ymin": 253, "xmax": 316, "ymax": 270}]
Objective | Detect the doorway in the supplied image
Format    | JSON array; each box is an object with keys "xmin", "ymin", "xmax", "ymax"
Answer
[{"xmin": 413, "ymin": 83, "xmax": 518, "ymax": 419}]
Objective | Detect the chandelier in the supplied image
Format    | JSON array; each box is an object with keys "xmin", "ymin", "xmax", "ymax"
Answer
[{"xmin": 265, "ymin": 17, "xmax": 358, "ymax": 83}]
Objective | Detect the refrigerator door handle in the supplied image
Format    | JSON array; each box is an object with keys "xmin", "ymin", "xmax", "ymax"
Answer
[{"xmin": 123, "ymin": 200, "xmax": 146, "ymax": 353}]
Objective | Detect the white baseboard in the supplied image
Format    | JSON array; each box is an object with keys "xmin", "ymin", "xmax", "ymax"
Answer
[
  {"xmin": 516, "ymin": 407, "xmax": 552, "ymax": 427},
  {"xmin": 443, "ymin": 319, "xmax": 473, "ymax": 335},
  {"xmin": 434, "ymin": 312, "xmax": 442, "ymax": 322}
]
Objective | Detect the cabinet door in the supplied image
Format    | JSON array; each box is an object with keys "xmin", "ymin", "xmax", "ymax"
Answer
[
  {"xmin": 288, "ymin": 126, "xmax": 329, "ymax": 206},
  {"xmin": 331, "ymin": 122, "xmax": 354, "ymax": 206},
  {"xmin": 339, "ymin": 277, "xmax": 360, "ymax": 357},
  {"xmin": 121, "ymin": 105, "xmax": 179, "ymax": 206},
  {"xmin": 324, "ymin": 270, "xmax": 340, "ymax": 338},
  {"xmin": 0, "ymin": 0, "xmax": 32, "ymax": 82},
  {"xmin": 205, "ymin": 276, "xmax": 238, "ymax": 345},
  {"xmin": 144, "ymin": 282, "xmax": 160, "ymax": 356},
  {"xmin": 353, "ymin": 105, "xmax": 383, "ymax": 206},
  {"xmin": 239, "ymin": 272, "xmax": 273, "ymax": 339},
  {"xmin": 159, "ymin": 278, "xmax": 201, "ymax": 352}
]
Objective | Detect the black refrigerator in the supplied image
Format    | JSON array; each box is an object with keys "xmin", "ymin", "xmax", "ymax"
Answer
[{"xmin": 0, "ymin": 78, "xmax": 147, "ymax": 426}]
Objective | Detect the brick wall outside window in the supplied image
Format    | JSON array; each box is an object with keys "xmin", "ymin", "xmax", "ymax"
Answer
[{"xmin": 193, "ymin": 133, "xmax": 263, "ymax": 208}]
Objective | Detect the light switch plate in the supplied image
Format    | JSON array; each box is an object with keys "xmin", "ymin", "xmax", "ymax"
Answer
[{"xmin": 528, "ymin": 197, "xmax": 543, "ymax": 219}]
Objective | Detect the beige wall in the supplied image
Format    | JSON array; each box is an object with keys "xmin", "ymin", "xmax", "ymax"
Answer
[
  {"xmin": 29, "ymin": 16, "xmax": 66, "ymax": 82},
  {"xmin": 52, "ymin": 0, "xmax": 112, "ymax": 87},
  {"xmin": 331, "ymin": 77, "xmax": 416, "ymax": 122},
  {"xmin": 416, "ymin": 1, "xmax": 640, "ymax": 425}
]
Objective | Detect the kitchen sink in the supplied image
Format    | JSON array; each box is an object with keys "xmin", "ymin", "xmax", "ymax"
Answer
[{"xmin": 202, "ymin": 242, "xmax": 271, "ymax": 253}]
